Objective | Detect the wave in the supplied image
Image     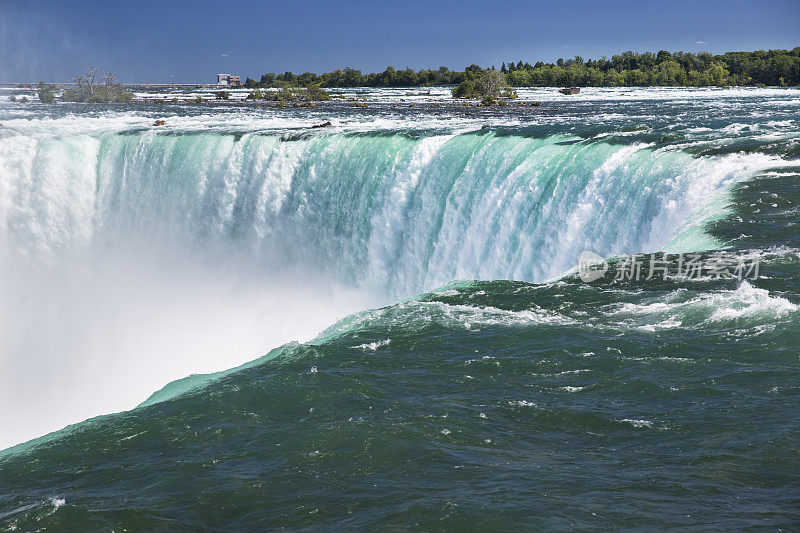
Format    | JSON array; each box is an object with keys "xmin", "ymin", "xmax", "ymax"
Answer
[{"xmin": 6, "ymin": 269, "xmax": 796, "ymax": 461}]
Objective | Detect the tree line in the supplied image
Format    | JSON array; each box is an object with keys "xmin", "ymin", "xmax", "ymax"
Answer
[{"xmin": 245, "ymin": 48, "xmax": 800, "ymax": 89}]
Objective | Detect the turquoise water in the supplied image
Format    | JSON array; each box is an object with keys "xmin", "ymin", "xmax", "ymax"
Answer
[{"xmin": 0, "ymin": 87, "xmax": 799, "ymax": 529}]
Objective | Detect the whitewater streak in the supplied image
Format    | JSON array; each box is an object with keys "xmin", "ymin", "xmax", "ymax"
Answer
[
  {"xmin": 0, "ymin": 130, "xmax": 775, "ymax": 291},
  {"xmin": 0, "ymin": 127, "xmax": 778, "ymax": 449}
]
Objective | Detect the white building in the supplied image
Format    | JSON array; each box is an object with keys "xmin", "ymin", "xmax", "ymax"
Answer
[{"xmin": 217, "ymin": 74, "xmax": 241, "ymax": 87}]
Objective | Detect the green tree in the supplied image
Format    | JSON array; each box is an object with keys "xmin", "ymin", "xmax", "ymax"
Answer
[
  {"xmin": 37, "ymin": 82, "xmax": 55, "ymax": 104},
  {"xmin": 306, "ymin": 84, "xmax": 331, "ymax": 101},
  {"xmin": 452, "ymin": 80, "xmax": 480, "ymax": 98}
]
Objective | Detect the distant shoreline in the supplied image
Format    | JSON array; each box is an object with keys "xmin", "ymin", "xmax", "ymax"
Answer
[
  {"xmin": 3, "ymin": 47, "xmax": 798, "ymax": 89},
  {"xmin": 2, "ymin": 83, "xmax": 798, "ymax": 89}
]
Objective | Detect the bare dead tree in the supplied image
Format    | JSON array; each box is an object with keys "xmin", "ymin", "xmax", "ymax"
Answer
[
  {"xmin": 104, "ymin": 71, "xmax": 118, "ymax": 87},
  {"xmin": 476, "ymin": 69, "xmax": 507, "ymax": 98},
  {"xmin": 75, "ymin": 66, "xmax": 101, "ymax": 96}
]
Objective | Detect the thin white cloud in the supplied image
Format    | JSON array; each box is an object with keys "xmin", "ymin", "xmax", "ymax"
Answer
[
  {"xmin": 695, "ymin": 41, "xmax": 707, "ymax": 44},
  {"xmin": 220, "ymin": 53, "xmax": 230, "ymax": 57}
]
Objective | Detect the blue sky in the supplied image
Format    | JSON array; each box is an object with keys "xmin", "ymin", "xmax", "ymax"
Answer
[{"xmin": 1, "ymin": 0, "xmax": 798, "ymax": 83}]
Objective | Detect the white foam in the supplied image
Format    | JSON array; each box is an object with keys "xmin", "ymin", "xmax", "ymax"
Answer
[
  {"xmin": 618, "ymin": 418, "xmax": 654, "ymax": 428},
  {"xmin": 50, "ymin": 498, "xmax": 65, "ymax": 509},
  {"xmin": 606, "ymin": 281, "xmax": 798, "ymax": 333},
  {"xmin": 353, "ymin": 339, "xmax": 391, "ymax": 351}
]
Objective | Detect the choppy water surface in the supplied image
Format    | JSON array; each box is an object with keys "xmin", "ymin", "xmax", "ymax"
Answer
[{"xmin": 0, "ymin": 87, "xmax": 799, "ymax": 530}]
